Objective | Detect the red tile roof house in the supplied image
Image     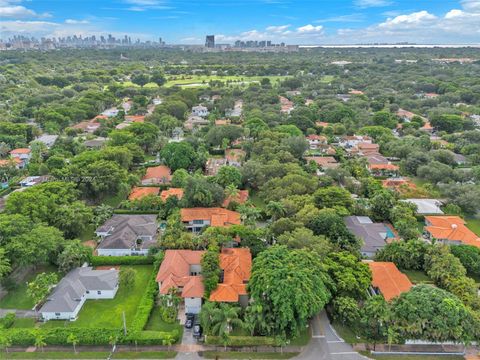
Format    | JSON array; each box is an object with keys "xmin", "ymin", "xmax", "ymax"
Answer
[
  {"xmin": 160, "ymin": 188, "xmax": 184, "ymax": 202},
  {"xmin": 141, "ymin": 165, "xmax": 172, "ymax": 185},
  {"xmin": 10, "ymin": 148, "xmax": 31, "ymax": 168},
  {"xmin": 0, "ymin": 157, "xmax": 23, "ymax": 169},
  {"xmin": 424, "ymin": 216, "xmax": 480, "ymax": 248},
  {"xmin": 222, "ymin": 190, "xmax": 249, "ymax": 208},
  {"xmin": 128, "ymin": 187, "xmax": 160, "ymax": 201},
  {"xmin": 367, "ymin": 262, "xmax": 413, "ymax": 301},
  {"xmin": 180, "ymin": 208, "xmax": 241, "ymax": 233},
  {"xmin": 306, "ymin": 135, "xmax": 328, "ymax": 150},
  {"xmin": 305, "ymin": 156, "xmax": 339, "ymax": 171},
  {"xmin": 368, "ymin": 163, "xmax": 400, "ymax": 177},
  {"xmin": 156, "ymin": 248, "xmax": 252, "ymax": 314}
]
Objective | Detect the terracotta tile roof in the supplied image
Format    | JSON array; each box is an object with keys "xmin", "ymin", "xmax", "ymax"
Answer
[
  {"xmin": 210, "ymin": 248, "xmax": 251, "ymax": 302},
  {"xmin": 215, "ymin": 119, "xmax": 230, "ymax": 126},
  {"xmin": 425, "ymin": 216, "xmax": 480, "ymax": 247},
  {"xmin": 0, "ymin": 158, "xmax": 22, "ymax": 166},
  {"xmin": 160, "ymin": 188, "xmax": 184, "ymax": 202},
  {"xmin": 369, "ymin": 163, "xmax": 400, "ymax": 171},
  {"xmin": 420, "ymin": 121, "xmax": 433, "ymax": 130},
  {"xmin": 382, "ymin": 178, "xmax": 416, "ymax": 190},
  {"xmin": 180, "ymin": 208, "xmax": 241, "ymax": 227},
  {"xmin": 128, "ymin": 187, "xmax": 160, "ymax": 200},
  {"xmin": 10, "ymin": 148, "xmax": 30, "ymax": 155},
  {"xmin": 368, "ymin": 262, "xmax": 413, "ymax": 301},
  {"xmin": 222, "ymin": 190, "xmax": 249, "ymax": 208},
  {"xmin": 316, "ymin": 121, "xmax": 330, "ymax": 127},
  {"xmin": 307, "ymin": 134, "xmax": 327, "ymax": 142},
  {"xmin": 142, "ymin": 165, "xmax": 172, "ymax": 182},
  {"xmin": 156, "ymin": 250, "xmax": 205, "ymax": 298},
  {"xmin": 305, "ymin": 156, "xmax": 338, "ymax": 168},
  {"xmin": 125, "ymin": 115, "xmax": 145, "ymax": 123},
  {"xmin": 349, "ymin": 89, "xmax": 364, "ymax": 95}
]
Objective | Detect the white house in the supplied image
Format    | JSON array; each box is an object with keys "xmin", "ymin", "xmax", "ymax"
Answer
[
  {"xmin": 191, "ymin": 105, "xmax": 209, "ymax": 118},
  {"xmin": 39, "ymin": 267, "xmax": 119, "ymax": 321}
]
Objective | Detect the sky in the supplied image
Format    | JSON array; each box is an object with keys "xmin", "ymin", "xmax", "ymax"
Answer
[{"xmin": 0, "ymin": 0, "xmax": 480, "ymax": 44}]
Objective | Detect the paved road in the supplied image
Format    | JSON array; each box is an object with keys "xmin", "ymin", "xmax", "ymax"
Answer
[{"xmin": 295, "ymin": 311, "xmax": 368, "ymax": 360}]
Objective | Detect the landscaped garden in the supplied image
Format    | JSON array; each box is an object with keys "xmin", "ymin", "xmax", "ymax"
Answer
[
  {"xmin": 42, "ymin": 265, "xmax": 153, "ymax": 329},
  {"xmin": 145, "ymin": 306, "xmax": 183, "ymax": 334}
]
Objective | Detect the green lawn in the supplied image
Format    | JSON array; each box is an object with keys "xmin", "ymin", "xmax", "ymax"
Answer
[
  {"xmin": 102, "ymin": 187, "xmax": 129, "ymax": 208},
  {"xmin": 42, "ymin": 265, "xmax": 152, "ymax": 329},
  {"xmin": 0, "ymin": 264, "xmax": 59, "ymax": 310},
  {"xmin": 248, "ymin": 190, "xmax": 267, "ymax": 210},
  {"xmin": 331, "ymin": 322, "xmax": 366, "ymax": 344},
  {"xmin": 359, "ymin": 353, "xmax": 464, "ymax": 360},
  {"xmin": 202, "ymin": 352, "xmax": 298, "ymax": 359},
  {"xmin": 320, "ymin": 75, "xmax": 335, "ymax": 83},
  {"xmin": 78, "ymin": 224, "xmax": 95, "ymax": 242},
  {"xmin": 289, "ymin": 327, "xmax": 311, "ymax": 346},
  {"xmin": 403, "ymin": 270, "xmax": 432, "ymax": 284},
  {"xmin": 145, "ymin": 306, "xmax": 183, "ymax": 335},
  {"xmin": 465, "ymin": 217, "xmax": 480, "ymax": 236},
  {"xmin": 12, "ymin": 317, "xmax": 37, "ymax": 328},
  {"xmin": 0, "ymin": 352, "xmax": 176, "ymax": 359},
  {"xmin": 164, "ymin": 75, "xmax": 289, "ymax": 88}
]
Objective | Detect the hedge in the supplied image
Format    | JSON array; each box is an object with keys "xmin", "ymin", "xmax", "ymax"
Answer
[
  {"xmin": 91, "ymin": 256, "xmax": 154, "ymax": 266},
  {"xmin": 114, "ymin": 210, "xmax": 160, "ymax": 215},
  {"xmin": 205, "ymin": 336, "xmax": 276, "ymax": 346}
]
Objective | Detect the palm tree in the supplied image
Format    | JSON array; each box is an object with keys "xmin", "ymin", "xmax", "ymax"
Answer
[
  {"xmin": 162, "ymin": 334, "xmax": 175, "ymax": 351},
  {"xmin": 237, "ymin": 205, "xmax": 262, "ymax": 226},
  {"xmin": 67, "ymin": 333, "xmax": 78, "ymax": 354},
  {"xmin": 266, "ymin": 201, "xmax": 286, "ymax": 221},
  {"xmin": 34, "ymin": 332, "xmax": 46, "ymax": 353},
  {"xmin": 211, "ymin": 304, "xmax": 243, "ymax": 338},
  {"xmin": 224, "ymin": 184, "xmax": 239, "ymax": 199},
  {"xmin": 244, "ymin": 304, "xmax": 269, "ymax": 336},
  {"xmin": 199, "ymin": 301, "xmax": 217, "ymax": 338}
]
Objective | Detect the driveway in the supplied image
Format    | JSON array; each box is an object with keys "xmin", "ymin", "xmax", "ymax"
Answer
[
  {"xmin": 294, "ymin": 311, "xmax": 369, "ymax": 360},
  {"xmin": 0, "ymin": 309, "xmax": 37, "ymax": 318}
]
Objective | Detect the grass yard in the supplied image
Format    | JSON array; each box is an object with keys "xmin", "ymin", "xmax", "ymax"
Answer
[
  {"xmin": 359, "ymin": 353, "xmax": 464, "ymax": 360},
  {"xmin": 289, "ymin": 327, "xmax": 311, "ymax": 346},
  {"xmin": 202, "ymin": 352, "xmax": 299, "ymax": 359},
  {"xmin": 331, "ymin": 322, "xmax": 366, "ymax": 344},
  {"xmin": 12, "ymin": 317, "xmax": 37, "ymax": 328},
  {"xmin": 320, "ymin": 75, "xmax": 335, "ymax": 83},
  {"xmin": 42, "ymin": 265, "xmax": 152, "ymax": 329},
  {"xmin": 465, "ymin": 217, "xmax": 480, "ymax": 236},
  {"xmin": 145, "ymin": 306, "xmax": 183, "ymax": 336},
  {"xmin": 102, "ymin": 187, "xmax": 129, "ymax": 208},
  {"xmin": 0, "ymin": 264, "xmax": 59, "ymax": 310},
  {"xmin": 403, "ymin": 270, "xmax": 432, "ymax": 284},
  {"xmin": 0, "ymin": 352, "xmax": 176, "ymax": 359},
  {"xmin": 164, "ymin": 75, "xmax": 289, "ymax": 88},
  {"xmin": 78, "ymin": 224, "xmax": 95, "ymax": 242}
]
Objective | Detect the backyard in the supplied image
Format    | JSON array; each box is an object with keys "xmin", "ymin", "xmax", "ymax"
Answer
[
  {"xmin": 145, "ymin": 306, "xmax": 183, "ymax": 335},
  {"xmin": 42, "ymin": 265, "xmax": 153, "ymax": 329},
  {"xmin": 0, "ymin": 264, "xmax": 59, "ymax": 310}
]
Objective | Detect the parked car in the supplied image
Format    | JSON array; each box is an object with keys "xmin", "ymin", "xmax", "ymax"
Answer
[
  {"xmin": 185, "ymin": 313, "xmax": 195, "ymax": 329},
  {"xmin": 193, "ymin": 323, "xmax": 202, "ymax": 338}
]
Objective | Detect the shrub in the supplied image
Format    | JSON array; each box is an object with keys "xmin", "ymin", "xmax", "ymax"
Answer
[
  {"xmin": 0, "ymin": 312, "xmax": 15, "ymax": 329},
  {"xmin": 205, "ymin": 336, "xmax": 276, "ymax": 346},
  {"xmin": 91, "ymin": 256, "xmax": 154, "ymax": 266}
]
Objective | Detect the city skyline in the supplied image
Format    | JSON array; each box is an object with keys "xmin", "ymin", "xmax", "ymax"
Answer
[{"xmin": 0, "ymin": 0, "xmax": 479, "ymax": 45}]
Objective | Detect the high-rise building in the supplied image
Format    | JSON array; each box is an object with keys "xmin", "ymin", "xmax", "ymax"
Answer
[{"xmin": 205, "ymin": 35, "xmax": 215, "ymax": 48}]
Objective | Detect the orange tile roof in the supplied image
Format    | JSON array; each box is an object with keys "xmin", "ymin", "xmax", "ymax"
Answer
[
  {"xmin": 307, "ymin": 134, "xmax": 327, "ymax": 142},
  {"xmin": 425, "ymin": 216, "xmax": 480, "ymax": 247},
  {"xmin": 368, "ymin": 262, "xmax": 413, "ymax": 301},
  {"xmin": 369, "ymin": 163, "xmax": 400, "ymax": 171},
  {"xmin": 125, "ymin": 115, "xmax": 145, "ymax": 123},
  {"xmin": 160, "ymin": 188, "xmax": 184, "ymax": 202},
  {"xmin": 382, "ymin": 178, "xmax": 416, "ymax": 190},
  {"xmin": 142, "ymin": 165, "xmax": 172, "ymax": 182},
  {"xmin": 316, "ymin": 121, "xmax": 330, "ymax": 127},
  {"xmin": 215, "ymin": 119, "xmax": 230, "ymax": 126},
  {"xmin": 349, "ymin": 90, "xmax": 364, "ymax": 95},
  {"xmin": 0, "ymin": 158, "xmax": 22, "ymax": 166},
  {"xmin": 128, "ymin": 187, "xmax": 160, "ymax": 200},
  {"xmin": 10, "ymin": 148, "xmax": 30, "ymax": 155},
  {"xmin": 181, "ymin": 208, "xmax": 241, "ymax": 227},
  {"xmin": 222, "ymin": 190, "xmax": 249, "ymax": 208},
  {"xmin": 210, "ymin": 248, "xmax": 251, "ymax": 302},
  {"xmin": 156, "ymin": 250, "xmax": 205, "ymax": 298},
  {"xmin": 420, "ymin": 121, "xmax": 433, "ymax": 130},
  {"xmin": 305, "ymin": 156, "xmax": 338, "ymax": 167}
]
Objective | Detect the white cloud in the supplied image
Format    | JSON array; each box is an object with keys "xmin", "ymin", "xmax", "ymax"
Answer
[
  {"xmin": 266, "ymin": 24, "xmax": 290, "ymax": 32},
  {"xmin": 379, "ymin": 11, "xmax": 437, "ymax": 28},
  {"xmin": 296, "ymin": 24, "xmax": 323, "ymax": 33},
  {"xmin": 354, "ymin": 0, "xmax": 392, "ymax": 8},
  {"xmin": 0, "ymin": 1, "xmax": 51, "ymax": 18},
  {"xmin": 461, "ymin": 0, "xmax": 480, "ymax": 12},
  {"xmin": 315, "ymin": 14, "xmax": 365, "ymax": 23},
  {"xmin": 65, "ymin": 19, "xmax": 90, "ymax": 24},
  {"xmin": 122, "ymin": 0, "xmax": 171, "ymax": 11}
]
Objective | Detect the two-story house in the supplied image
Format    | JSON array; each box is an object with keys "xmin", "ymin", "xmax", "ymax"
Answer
[{"xmin": 180, "ymin": 208, "xmax": 241, "ymax": 233}]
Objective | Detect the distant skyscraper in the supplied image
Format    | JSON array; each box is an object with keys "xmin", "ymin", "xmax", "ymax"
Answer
[{"xmin": 205, "ymin": 35, "xmax": 215, "ymax": 48}]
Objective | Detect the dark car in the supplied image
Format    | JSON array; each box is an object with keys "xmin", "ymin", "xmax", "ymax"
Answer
[
  {"xmin": 185, "ymin": 314, "xmax": 195, "ymax": 329},
  {"xmin": 193, "ymin": 324, "xmax": 202, "ymax": 338}
]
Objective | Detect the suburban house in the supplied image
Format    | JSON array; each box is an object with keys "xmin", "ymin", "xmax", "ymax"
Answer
[
  {"xmin": 338, "ymin": 135, "xmax": 372, "ymax": 149},
  {"xmin": 160, "ymin": 188, "xmax": 184, "ymax": 202},
  {"xmin": 0, "ymin": 158, "xmax": 22, "ymax": 169},
  {"xmin": 184, "ymin": 115, "xmax": 209, "ymax": 131},
  {"xmin": 225, "ymin": 149, "xmax": 246, "ymax": 167},
  {"xmin": 305, "ymin": 156, "xmax": 339, "ymax": 170},
  {"xmin": 279, "ymin": 96, "xmax": 294, "ymax": 114},
  {"xmin": 368, "ymin": 163, "xmax": 400, "ymax": 177},
  {"xmin": 382, "ymin": 178, "xmax": 416, "ymax": 193},
  {"xmin": 95, "ymin": 215, "xmax": 159, "ymax": 256},
  {"xmin": 10, "ymin": 148, "xmax": 31, "ymax": 167},
  {"xmin": 192, "ymin": 105, "xmax": 209, "ymax": 117},
  {"xmin": 210, "ymin": 248, "xmax": 252, "ymax": 306},
  {"xmin": 83, "ymin": 137, "xmax": 107, "ymax": 149},
  {"xmin": 19, "ymin": 175, "xmax": 50, "ymax": 187},
  {"xmin": 72, "ymin": 117, "xmax": 103, "ymax": 133},
  {"xmin": 215, "ymin": 119, "xmax": 231, "ymax": 126},
  {"xmin": 128, "ymin": 186, "xmax": 160, "ymax": 201},
  {"xmin": 180, "ymin": 208, "xmax": 241, "ymax": 233},
  {"xmin": 367, "ymin": 262, "xmax": 413, "ymax": 301},
  {"xmin": 141, "ymin": 165, "xmax": 172, "ymax": 185},
  {"xmin": 306, "ymin": 134, "xmax": 327, "ymax": 150},
  {"xmin": 401, "ymin": 199, "xmax": 443, "ymax": 215},
  {"xmin": 222, "ymin": 189, "xmax": 249, "ymax": 208},
  {"xmin": 420, "ymin": 121, "xmax": 434, "ymax": 133},
  {"xmin": 36, "ymin": 134, "xmax": 59, "ymax": 149},
  {"xmin": 156, "ymin": 250, "xmax": 205, "ymax": 314},
  {"xmin": 39, "ymin": 266, "xmax": 119, "ymax": 321},
  {"xmin": 345, "ymin": 216, "xmax": 397, "ymax": 258},
  {"xmin": 205, "ymin": 158, "xmax": 226, "ymax": 176},
  {"xmin": 424, "ymin": 216, "xmax": 480, "ymax": 248},
  {"xmin": 316, "ymin": 121, "xmax": 330, "ymax": 128}
]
